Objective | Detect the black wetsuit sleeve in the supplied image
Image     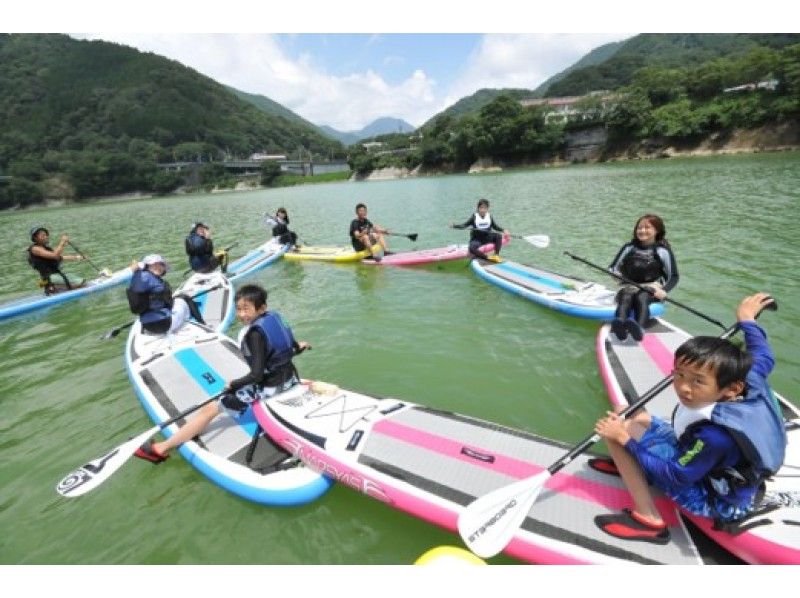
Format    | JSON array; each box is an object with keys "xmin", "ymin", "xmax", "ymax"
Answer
[
  {"xmin": 658, "ymin": 246, "xmax": 679, "ymax": 292},
  {"xmin": 452, "ymin": 215, "xmax": 476, "ymax": 230},
  {"xmin": 608, "ymin": 243, "xmax": 632, "ymax": 272},
  {"xmin": 489, "ymin": 216, "xmax": 503, "ymax": 232},
  {"xmin": 228, "ymin": 329, "xmax": 270, "ymax": 390}
]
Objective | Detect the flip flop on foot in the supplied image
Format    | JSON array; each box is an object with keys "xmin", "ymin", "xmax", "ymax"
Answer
[
  {"xmin": 588, "ymin": 457, "xmax": 620, "ymax": 476},
  {"xmin": 134, "ymin": 440, "xmax": 169, "ymax": 464},
  {"xmin": 595, "ymin": 508, "xmax": 670, "ymax": 545}
]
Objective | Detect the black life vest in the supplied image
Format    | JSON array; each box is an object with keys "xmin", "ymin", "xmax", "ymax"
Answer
[
  {"xmin": 27, "ymin": 244, "xmax": 62, "ymax": 278},
  {"xmin": 620, "ymin": 244, "xmax": 664, "ymax": 283}
]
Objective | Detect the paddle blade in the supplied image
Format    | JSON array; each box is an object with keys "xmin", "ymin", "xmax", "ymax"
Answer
[
  {"xmin": 55, "ymin": 425, "xmax": 159, "ymax": 497},
  {"xmin": 523, "ymin": 235, "xmax": 550, "ymax": 249},
  {"xmin": 457, "ymin": 470, "xmax": 552, "ymax": 558},
  {"xmin": 408, "ymin": 233, "xmax": 418, "ymax": 242}
]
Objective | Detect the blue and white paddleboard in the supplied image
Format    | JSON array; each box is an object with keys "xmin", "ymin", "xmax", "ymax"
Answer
[
  {"xmin": 471, "ymin": 259, "xmax": 665, "ymax": 321},
  {"xmin": 0, "ymin": 265, "xmax": 133, "ymax": 323},
  {"xmin": 227, "ymin": 238, "xmax": 290, "ymax": 283},
  {"xmin": 175, "ymin": 270, "xmax": 235, "ymax": 332},
  {"xmin": 125, "ymin": 320, "xmax": 332, "ymax": 505}
]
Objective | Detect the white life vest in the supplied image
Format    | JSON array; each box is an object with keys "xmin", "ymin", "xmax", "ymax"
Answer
[{"xmin": 474, "ymin": 212, "xmax": 492, "ymax": 230}]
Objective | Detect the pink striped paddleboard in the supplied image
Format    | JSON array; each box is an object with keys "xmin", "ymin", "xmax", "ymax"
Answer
[
  {"xmin": 362, "ymin": 236, "xmax": 510, "ymax": 266},
  {"xmin": 597, "ymin": 317, "xmax": 800, "ymax": 564},
  {"xmin": 253, "ymin": 380, "xmax": 739, "ymax": 564}
]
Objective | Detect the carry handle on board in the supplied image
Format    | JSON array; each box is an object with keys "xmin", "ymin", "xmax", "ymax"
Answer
[{"xmin": 456, "ymin": 295, "xmax": 777, "ymax": 559}]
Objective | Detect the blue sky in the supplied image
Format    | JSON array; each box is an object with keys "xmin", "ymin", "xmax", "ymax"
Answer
[{"xmin": 10, "ymin": 0, "xmax": 777, "ymax": 131}]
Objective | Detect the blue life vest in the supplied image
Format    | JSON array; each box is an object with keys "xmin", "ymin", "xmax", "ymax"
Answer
[
  {"xmin": 185, "ymin": 232, "xmax": 214, "ymax": 270},
  {"xmin": 127, "ymin": 270, "xmax": 173, "ymax": 327},
  {"xmin": 241, "ymin": 312, "xmax": 296, "ymax": 376},
  {"xmin": 677, "ymin": 386, "xmax": 787, "ymax": 488}
]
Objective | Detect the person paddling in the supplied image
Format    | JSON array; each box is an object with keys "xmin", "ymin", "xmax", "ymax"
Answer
[
  {"xmin": 127, "ymin": 254, "xmax": 204, "ymax": 335},
  {"xmin": 266, "ymin": 207, "xmax": 299, "ymax": 248},
  {"xmin": 592, "ymin": 293, "xmax": 786, "ymax": 545},
  {"xmin": 27, "ymin": 226, "xmax": 86, "ymax": 295},
  {"xmin": 350, "ymin": 203, "xmax": 389, "ymax": 261},
  {"xmin": 451, "ymin": 198, "xmax": 509, "ymax": 263},
  {"xmin": 185, "ymin": 222, "xmax": 228, "ymax": 274},
  {"xmin": 134, "ymin": 284, "xmax": 311, "ymax": 464}
]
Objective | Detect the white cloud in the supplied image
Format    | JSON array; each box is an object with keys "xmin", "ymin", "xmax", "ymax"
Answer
[
  {"xmin": 441, "ymin": 33, "xmax": 632, "ymax": 112},
  {"xmin": 73, "ymin": 33, "xmax": 438, "ymax": 130}
]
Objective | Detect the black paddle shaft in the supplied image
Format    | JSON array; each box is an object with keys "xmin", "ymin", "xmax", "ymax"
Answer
[
  {"xmin": 549, "ymin": 299, "xmax": 777, "ymax": 476},
  {"xmin": 564, "ymin": 251, "xmax": 729, "ymax": 330}
]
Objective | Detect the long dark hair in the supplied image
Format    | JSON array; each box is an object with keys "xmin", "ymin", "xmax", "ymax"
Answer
[
  {"xmin": 633, "ymin": 214, "xmax": 669, "ymax": 248},
  {"xmin": 276, "ymin": 207, "xmax": 289, "ymax": 224}
]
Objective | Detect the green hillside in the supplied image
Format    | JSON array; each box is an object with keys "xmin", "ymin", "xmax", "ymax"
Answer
[
  {"xmin": 0, "ymin": 34, "xmax": 344, "ymax": 205},
  {"xmin": 544, "ymin": 33, "xmax": 800, "ymax": 97},
  {"xmin": 421, "ymin": 88, "xmax": 532, "ymax": 129}
]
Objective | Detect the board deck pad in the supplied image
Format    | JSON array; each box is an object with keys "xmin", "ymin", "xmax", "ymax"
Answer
[
  {"xmin": 597, "ymin": 318, "xmax": 800, "ymax": 564},
  {"xmin": 472, "ymin": 259, "xmax": 665, "ymax": 321},
  {"xmin": 254, "ymin": 384, "xmax": 740, "ymax": 564}
]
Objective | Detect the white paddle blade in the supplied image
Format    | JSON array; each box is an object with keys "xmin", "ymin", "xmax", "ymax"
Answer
[
  {"xmin": 523, "ymin": 235, "xmax": 550, "ymax": 248},
  {"xmin": 55, "ymin": 426, "xmax": 159, "ymax": 497},
  {"xmin": 457, "ymin": 470, "xmax": 552, "ymax": 558}
]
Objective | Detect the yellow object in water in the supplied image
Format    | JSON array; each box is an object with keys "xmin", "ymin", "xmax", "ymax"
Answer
[
  {"xmin": 283, "ymin": 245, "xmax": 379, "ymax": 263},
  {"xmin": 414, "ymin": 545, "xmax": 486, "ymax": 565}
]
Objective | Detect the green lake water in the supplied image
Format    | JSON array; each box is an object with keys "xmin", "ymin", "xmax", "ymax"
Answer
[{"xmin": 1, "ymin": 152, "xmax": 798, "ymax": 565}]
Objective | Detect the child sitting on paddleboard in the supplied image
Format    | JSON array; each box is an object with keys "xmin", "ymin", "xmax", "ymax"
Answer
[
  {"xmin": 451, "ymin": 198, "xmax": 509, "ymax": 263},
  {"xmin": 265, "ymin": 207, "xmax": 299, "ymax": 247},
  {"xmin": 607, "ymin": 214, "xmax": 678, "ymax": 342},
  {"xmin": 127, "ymin": 254, "xmax": 204, "ymax": 335},
  {"xmin": 592, "ymin": 292, "xmax": 786, "ymax": 544},
  {"xmin": 27, "ymin": 225, "xmax": 86, "ymax": 294},
  {"xmin": 185, "ymin": 222, "xmax": 228, "ymax": 273},
  {"xmin": 134, "ymin": 284, "xmax": 311, "ymax": 464},
  {"xmin": 350, "ymin": 202, "xmax": 389, "ymax": 261}
]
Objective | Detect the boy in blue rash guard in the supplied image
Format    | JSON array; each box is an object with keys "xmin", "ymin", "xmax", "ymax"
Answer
[
  {"xmin": 134, "ymin": 284, "xmax": 311, "ymax": 464},
  {"xmin": 608, "ymin": 214, "xmax": 678, "ymax": 342},
  {"xmin": 451, "ymin": 198, "xmax": 509, "ymax": 263},
  {"xmin": 592, "ymin": 293, "xmax": 786, "ymax": 544}
]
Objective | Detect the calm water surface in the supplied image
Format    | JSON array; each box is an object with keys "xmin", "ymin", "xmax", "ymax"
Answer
[{"xmin": 1, "ymin": 152, "xmax": 798, "ymax": 565}]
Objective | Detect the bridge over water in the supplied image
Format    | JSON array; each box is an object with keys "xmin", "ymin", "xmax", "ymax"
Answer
[{"xmin": 157, "ymin": 159, "xmax": 350, "ymax": 177}]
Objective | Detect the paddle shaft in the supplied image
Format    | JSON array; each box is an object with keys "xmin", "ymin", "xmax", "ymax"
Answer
[
  {"xmin": 103, "ymin": 283, "xmax": 222, "ymax": 339},
  {"xmin": 384, "ymin": 231, "xmax": 418, "ymax": 241},
  {"xmin": 67, "ymin": 241, "xmax": 104, "ymax": 274},
  {"xmin": 564, "ymin": 251, "xmax": 727, "ymax": 330}
]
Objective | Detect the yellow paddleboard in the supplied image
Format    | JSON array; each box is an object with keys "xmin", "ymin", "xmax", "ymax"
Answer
[
  {"xmin": 283, "ymin": 245, "xmax": 378, "ymax": 263},
  {"xmin": 414, "ymin": 545, "xmax": 486, "ymax": 565}
]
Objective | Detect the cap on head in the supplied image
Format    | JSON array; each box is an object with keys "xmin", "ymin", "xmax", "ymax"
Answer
[
  {"xmin": 139, "ymin": 254, "xmax": 170, "ymax": 272},
  {"xmin": 30, "ymin": 225, "xmax": 48, "ymax": 241}
]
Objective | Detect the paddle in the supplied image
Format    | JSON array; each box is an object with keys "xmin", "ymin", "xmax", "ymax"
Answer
[
  {"xmin": 67, "ymin": 241, "xmax": 111, "ymax": 277},
  {"xmin": 564, "ymin": 251, "xmax": 727, "ymax": 330},
  {"xmin": 100, "ymin": 283, "xmax": 222, "ymax": 340},
  {"xmin": 55, "ymin": 392, "xmax": 224, "ymax": 497},
  {"xmin": 182, "ymin": 242, "xmax": 240, "ymax": 277},
  {"xmin": 456, "ymin": 226, "xmax": 550, "ymax": 249},
  {"xmin": 384, "ymin": 231, "xmax": 418, "ymax": 242},
  {"xmin": 457, "ymin": 298, "xmax": 777, "ymax": 558}
]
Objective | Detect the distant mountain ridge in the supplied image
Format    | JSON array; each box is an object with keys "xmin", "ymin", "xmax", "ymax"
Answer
[{"xmin": 319, "ymin": 117, "xmax": 415, "ymax": 145}]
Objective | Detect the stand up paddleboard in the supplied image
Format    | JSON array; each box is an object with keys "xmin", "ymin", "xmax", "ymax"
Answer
[
  {"xmin": 226, "ymin": 238, "xmax": 290, "ymax": 283},
  {"xmin": 0, "ymin": 265, "xmax": 133, "ymax": 322},
  {"xmin": 361, "ymin": 237, "xmax": 510, "ymax": 266},
  {"xmin": 597, "ymin": 318, "xmax": 800, "ymax": 564},
  {"xmin": 415, "ymin": 545, "xmax": 486, "ymax": 565},
  {"xmin": 125, "ymin": 321, "xmax": 332, "ymax": 505},
  {"xmin": 176, "ymin": 270, "xmax": 235, "ymax": 332},
  {"xmin": 253, "ymin": 381, "xmax": 738, "ymax": 564},
  {"xmin": 284, "ymin": 245, "xmax": 377, "ymax": 263},
  {"xmin": 471, "ymin": 259, "xmax": 665, "ymax": 321}
]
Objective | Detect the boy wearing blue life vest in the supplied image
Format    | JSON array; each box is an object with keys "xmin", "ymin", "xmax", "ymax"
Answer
[
  {"xmin": 451, "ymin": 198, "xmax": 509, "ymax": 263},
  {"xmin": 185, "ymin": 222, "xmax": 228, "ymax": 273},
  {"xmin": 592, "ymin": 292, "xmax": 786, "ymax": 544},
  {"xmin": 134, "ymin": 284, "xmax": 311, "ymax": 464}
]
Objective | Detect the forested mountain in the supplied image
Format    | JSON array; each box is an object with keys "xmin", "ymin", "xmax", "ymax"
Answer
[
  {"xmin": 421, "ymin": 89, "xmax": 532, "ymax": 128},
  {"xmin": 319, "ymin": 117, "xmax": 416, "ymax": 145},
  {"xmin": 226, "ymin": 85, "xmax": 322, "ymax": 131},
  {"xmin": 529, "ymin": 40, "xmax": 626, "ymax": 96},
  {"xmin": 544, "ymin": 33, "xmax": 800, "ymax": 96},
  {"xmin": 0, "ymin": 33, "xmax": 343, "ymax": 205}
]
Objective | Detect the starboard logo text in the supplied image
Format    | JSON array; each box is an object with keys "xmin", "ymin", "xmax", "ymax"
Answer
[{"xmin": 468, "ymin": 498, "xmax": 517, "ymax": 543}]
